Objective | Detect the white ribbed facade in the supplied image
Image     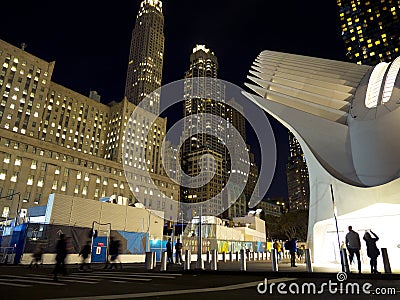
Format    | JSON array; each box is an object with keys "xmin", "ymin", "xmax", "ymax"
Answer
[{"xmin": 244, "ymin": 50, "xmax": 400, "ymax": 271}]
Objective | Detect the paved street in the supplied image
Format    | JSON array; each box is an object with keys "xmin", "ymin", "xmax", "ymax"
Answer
[{"xmin": 0, "ymin": 261, "xmax": 399, "ymax": 300}]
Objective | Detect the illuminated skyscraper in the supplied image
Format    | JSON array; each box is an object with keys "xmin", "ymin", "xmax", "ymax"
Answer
[
  {"xmin": 337, "ymin": 0, "xmax": 400, "ymax": 65},
  {"xmin": 180, "ymin": 45, "xmax": 226, "ymax": 215},
  {"xmin": 125, "ymin": 0, "xmax": 164, "ymax": 114}
]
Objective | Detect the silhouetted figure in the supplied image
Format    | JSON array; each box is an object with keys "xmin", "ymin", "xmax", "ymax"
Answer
[
  {"xmin": 105, "ymin": 237, "xmax": 122, "ymax": 270},
  {"xmin": 175, "ymin": 238, "xmax": 183, "ymax": 264},
  {"xmin": 363, "ymin": 230, "xmax": 381, "ymax": 274},
  {"xmin": 79, "ymin": 241, "xmax": 92, "ymax": 271},
  {"xmin": 52, "ymin": 234, "xmax": 68, "ymax": 281},
  {"xmin": 346, "ymin": 225, "xmax": 362, "ymax": 273},
  {"xmin": 166, "ymin": 238, "xmax": 173, "ymax": 264},
  {"xmin": 29, "ymin": 246, "xmax": 43, "ymax": 268},
  {"xmin": 289, "ymin": 238, "xmax": 298, "ymax": 267}
]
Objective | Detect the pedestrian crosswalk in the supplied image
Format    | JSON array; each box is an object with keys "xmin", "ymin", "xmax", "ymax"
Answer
[{"xmin": 0, "ymin": 270, "xmax": 182, "ymax": 288}]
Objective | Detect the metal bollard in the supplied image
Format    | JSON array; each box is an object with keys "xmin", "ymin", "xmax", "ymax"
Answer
[
  {"xmin": 153, "ymin": 251, "xmax": 157, "ymax": 268},
  {"xmin": 145, "ymin": 252, "xmax": 154, "ymax": 270},
  {"xmin": 272, "ymin": 249, "xmax": 278, "ymax": 272},
  {"xmin": 256, "ymin": 252, "xmax": 260, "ymax": 261},
  {"xmin": 222, "ymin": 252, "xmax": 226, "ymax": 262},
  {"xmin": 235, "ymin": 251, "xmax": 239, "ymax": 261},
  {"xmin": 305, "ymin": 248, "xmax": 313, "ymax": 272},
  {"xmin": 229, "ymin": 251, "xmax": 233, "ymax": 262},
  {"xmin": 381, "ymin": 248, "xmax": 392, "ymax": 274},
  {"xmin": 211, "ymin": 249, "xmax": 218, "ymax": 270},
  {"xmin": 261, "ymin": 252, "xmax": 264, "ymax": 260},
  {"xmin": 340, "ymin": 248, "xmax": 350, "ymax": 273},
  {"xmin": 160, "ymin": 251, "xmax": 168, "ymax": 271},
  {"xmin": 184, "ymin": 250, "xmax": 191, "ymax": 270},
  {"xmin": 206, "ymin": 251, "xmax": 211, "ymax": 263},
  {"xmin": 240, "ymin": 249, "xmax": 247, "ymax": 271}
]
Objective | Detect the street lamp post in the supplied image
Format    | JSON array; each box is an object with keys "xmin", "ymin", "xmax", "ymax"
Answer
[{"xmin": 196, "ymin": 205, "xmax": 204, "ymax": 269}]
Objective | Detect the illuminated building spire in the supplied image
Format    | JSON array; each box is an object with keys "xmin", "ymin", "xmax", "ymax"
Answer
[{"xmin": 124, "ymin": 0, "xmax": 164, "ymax": 114}]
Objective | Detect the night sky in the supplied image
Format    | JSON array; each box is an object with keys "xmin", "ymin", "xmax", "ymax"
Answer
[{"xmin": 0, "ymin": 1, "xmax": 348, "ymax": 199}]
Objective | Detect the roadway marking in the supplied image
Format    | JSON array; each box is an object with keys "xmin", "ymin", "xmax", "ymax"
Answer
[
  {"xmin": 28, "ymin": 274, "xmax": 99, "ymax": 284},
  {"xmin": 67, "ymin": 274, "xmax": 152, "ymax": 282},
  {"xmin": 44, "ymin": 277, "xmax": 297, "ymax": 300},
  {"xmin": 72, "ymin": 271, "xmax": 177, "ymax": 279},
  {"xmin": 90, "ymin": 271, "xmax": 183, "ymax": 276},
  {"xmin": 0, "ymin": 275, "xmax": 65, "ymax": 286},
  {"xmin": 0, "ymin": 281, "xmax": 31, "ymax": 287}
]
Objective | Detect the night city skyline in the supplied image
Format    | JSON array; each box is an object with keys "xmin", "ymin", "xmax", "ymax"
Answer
[{"xmin": 0, "ymin": 0, "xmax": 349, "ymax": 199}]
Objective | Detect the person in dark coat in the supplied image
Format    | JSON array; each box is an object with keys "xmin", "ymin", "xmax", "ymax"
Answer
[
  {"xmin": 105, "ymin": 237, "xmax": 122, "ymax": 270},
  {"xmin": 363, "ymin": 230, "xmax": 381, "ymax": 274},
  {"xmin": 79, "ymin": 241, "xmax": 92, "ymax": 271},
  {"xmin": 175, "ymin": 238, "xmax": 183, "ymax": 264},
  {"xmin": 289, "ymin": 238, "xmax": 298, "ymax": 267},
  {"xmin": 166, "ymin": 238, "xmax": 173, "ymax": 264},
  {"xmin": 29, "ymin": 246, "xmax": 44, "ymax": 268},
  {"xmin": 52, "ymin": 234, "xmax": 68, "ymax": 281}
]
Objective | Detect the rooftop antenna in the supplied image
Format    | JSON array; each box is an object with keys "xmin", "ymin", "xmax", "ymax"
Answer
[{"xmin": 21, "ymin": 43, "xmax": 27, "ymax": 51}]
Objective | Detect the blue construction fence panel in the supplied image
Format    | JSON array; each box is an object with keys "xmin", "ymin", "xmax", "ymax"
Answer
[
  {"xmin": 9, "ymin": 223, "xmax": 28, "ymax": 264},
  {"xmin": 149, "ymin": 239, "xmax": 167, "ymax": 262},
  {"xmin": 117, "ymin": 231, "xmax": 148, "ymax": 254}
]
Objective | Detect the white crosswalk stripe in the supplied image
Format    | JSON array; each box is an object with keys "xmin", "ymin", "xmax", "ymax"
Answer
[
  {"xmin": 83, "ymin": 272, "xmax": 177, "ymax": 279},
  {"xmin": 0, "ymin": 275, "xmax": 65, "ymax": 286},
  {"xmin": 27, "ymin": 273, "xmax": 99, "ymax": 284},
  {"xmin": 67, "ymin": 274, "xmax": 152, "ymax": 282},
  {"xmin": 0, "ymin": 271, "xmax": 181, "ymax": 288}
]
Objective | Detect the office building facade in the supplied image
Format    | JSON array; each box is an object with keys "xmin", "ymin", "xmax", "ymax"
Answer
[
  {"xmin": 0, "ymin": 39, "xmax": 179, "ymax": 222},
  {"xmin": 286, "ymin": 132, "xmax": 310, "ymax": 211},
  {"xmin": 337, "ymin": 0, "xmax": 400, "ymax": 65}
]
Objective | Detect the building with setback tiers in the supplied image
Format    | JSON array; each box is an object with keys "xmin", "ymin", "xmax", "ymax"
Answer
[
  {"xmin": 180, "ymin": 45, "xmax": 227, "ymax": 217},
  {"xmin": 125, "ymin": 0, "xmax": 164, "ymax": 114}
]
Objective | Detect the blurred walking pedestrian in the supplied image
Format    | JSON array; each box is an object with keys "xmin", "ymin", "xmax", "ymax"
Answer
[
  {"xmin": 105, "ymin": 236, "xmax": 122, "ymax": 270},
  {"xmin": 29, "ymin": 245, "xmax": 44, "ymax": 268},
  {"xmin": 79, "ymin": 240, "xmax": 92, "ymax": 271},
  {"xmin": 52, "ymin": 234, "xmax": 68, "ymax": 281}
]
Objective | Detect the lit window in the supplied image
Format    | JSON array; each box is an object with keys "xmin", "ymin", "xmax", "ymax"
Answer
[
  {"xmin": 52, "ymin": 180, "xmax": 58, "ymax": 190},
  {"xmin": 10, "ymin": 172, "xmax": 18, "ymax": 182},
  {"xmin": 15, "ymin": 157, "xmax": 22, "ymax": 166},
  {"xmin": 37, "ymin": 177, "xmax": 44, "ymax": 187},
  {"xmin": 27, "ymin": 175, "xmax": 34, "ymax": 186},
  {"xmin": 4, "ymin": 154, "xmax": 10, "ymax": 164},
  {"xmin": 0, "ymin": 170, "xmax": 7, "ymax": 180}
]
